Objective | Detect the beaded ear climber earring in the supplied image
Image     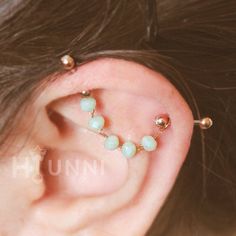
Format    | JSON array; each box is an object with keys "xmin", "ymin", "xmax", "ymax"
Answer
[
  {"xmin": 79, "ymin": 89, "xmax": 170, "ymax": 158},
  {"xmin": 80, "ymin": 91, "xmax": 170, "ymax": 158},
  {"xmin": 61, "ymin": 55, "xmax": 213, "ymax": 158}
]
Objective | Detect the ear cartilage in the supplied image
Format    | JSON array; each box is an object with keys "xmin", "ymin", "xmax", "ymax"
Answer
[
  {"xmin": 194, "ymin": 117, "xmax": 213, "ymax": 129},
  {"xmin": 61, "ymin": 55, "xmax": 76, "ymax": 70},
  {"xmin": 79, "ymin": 90, "xmax": 171, "ymax": 158}
]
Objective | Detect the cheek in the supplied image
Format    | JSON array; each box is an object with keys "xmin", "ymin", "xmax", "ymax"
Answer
[{"xmin": 0, "ymin": 149, "xmax": 45, "ymax": 234}]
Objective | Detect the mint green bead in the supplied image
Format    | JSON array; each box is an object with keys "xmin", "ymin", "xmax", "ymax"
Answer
[
  {"xmin": 104, "ymin": 135, "xmax": 120, "ymax": 150},
  {"xmin": 121, "ymin": 141, "xmax": 137, "ymax": 158},
  {"xmin": 141, "ymin": 136, "xmax": 157, "ymax": 151},
  {"xmin": 88, "ymin": 115, "xmax": 105, "ymax": 132},
  {"xmin": 80, "ymin": 97, "xmax": 96, "ymax": 112}
]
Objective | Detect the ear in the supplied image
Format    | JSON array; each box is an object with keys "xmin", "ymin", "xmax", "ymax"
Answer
[{"xmin": 14, "ymin": 58, "xmax": 193, "ymax": 235}]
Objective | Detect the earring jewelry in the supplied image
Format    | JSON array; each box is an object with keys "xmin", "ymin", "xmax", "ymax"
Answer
[
  {"xmin": 79, "ymin": 90, "xmax": 171, "ymax": 158},
  {"xmin": 60, "ymin": 55, "xmax": 213, "ymax": 158}
]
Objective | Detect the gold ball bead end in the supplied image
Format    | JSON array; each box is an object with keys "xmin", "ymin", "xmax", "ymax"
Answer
[
  {"xmin": 199, "ymin": 117, "xmax": 213, "ymax": 129},
  {"xmin": 61, "ymin": 55, "xmax": 75, "ymax": 70},
  {"xmin": 81, "ymin": 90, "xmax": 91, "ymax": 96},
  {"xmin": 155, "ymin": 115, "xmax": 171, "ymax": 130}
]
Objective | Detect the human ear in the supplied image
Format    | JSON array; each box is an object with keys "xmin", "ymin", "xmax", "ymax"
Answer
[{"xmin": 11, "ymin": 58, "xmax": 193, "ymax": 235}]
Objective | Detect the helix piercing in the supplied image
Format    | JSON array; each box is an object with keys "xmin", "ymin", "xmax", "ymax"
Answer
[
  {"xmin": 60, "ymin": 55, "xmax": 75, "ymax": 70},
  {"xmin": 194, "ymin": 117, "xmax": 213, "ymax": 129}
]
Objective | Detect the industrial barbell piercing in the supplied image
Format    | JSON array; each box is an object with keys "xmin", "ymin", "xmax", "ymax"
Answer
[
  {"xmin": 194, "ymin": 117, "xmax": 213, "ymax": 129},
  {"xmin": 60, "ymin": 55, "xmax": 213, "ymax": 156},
  {"xmin": 60, "ymin": 55, "xmax": 212, "ymax": 131}
]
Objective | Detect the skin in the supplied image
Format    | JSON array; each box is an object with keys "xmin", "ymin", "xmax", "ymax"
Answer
[{"xmin": 0, "ymin": 58, "xmax": 193, "ymax": 236}]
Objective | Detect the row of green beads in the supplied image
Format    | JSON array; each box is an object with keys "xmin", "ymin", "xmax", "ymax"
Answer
[
  {"xmin": 104, "ymin": 135, "xmax": 157, "ymax": 158},
  {"xmin": 80, "ymin": 96, "xmax": 106, "ymax": 131},
  {"xmin": 80, "ymin": 96, "xmax": 157, "ymax": 158}
]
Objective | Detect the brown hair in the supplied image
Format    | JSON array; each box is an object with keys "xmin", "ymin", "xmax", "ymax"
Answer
[{"xmin": 0, "ymin": 0, "xmax": 236, "ymax": 235}]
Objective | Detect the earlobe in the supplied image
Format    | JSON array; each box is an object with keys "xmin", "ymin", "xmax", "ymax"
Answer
[{"xmin": 18, "ymin": 58, "xmax": 194, "ymax": 235}]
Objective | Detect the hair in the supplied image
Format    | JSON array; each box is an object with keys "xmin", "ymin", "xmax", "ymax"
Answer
[{"xmin": 0, "ymin": 0, "xmax": 236, "ymax": 235}]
